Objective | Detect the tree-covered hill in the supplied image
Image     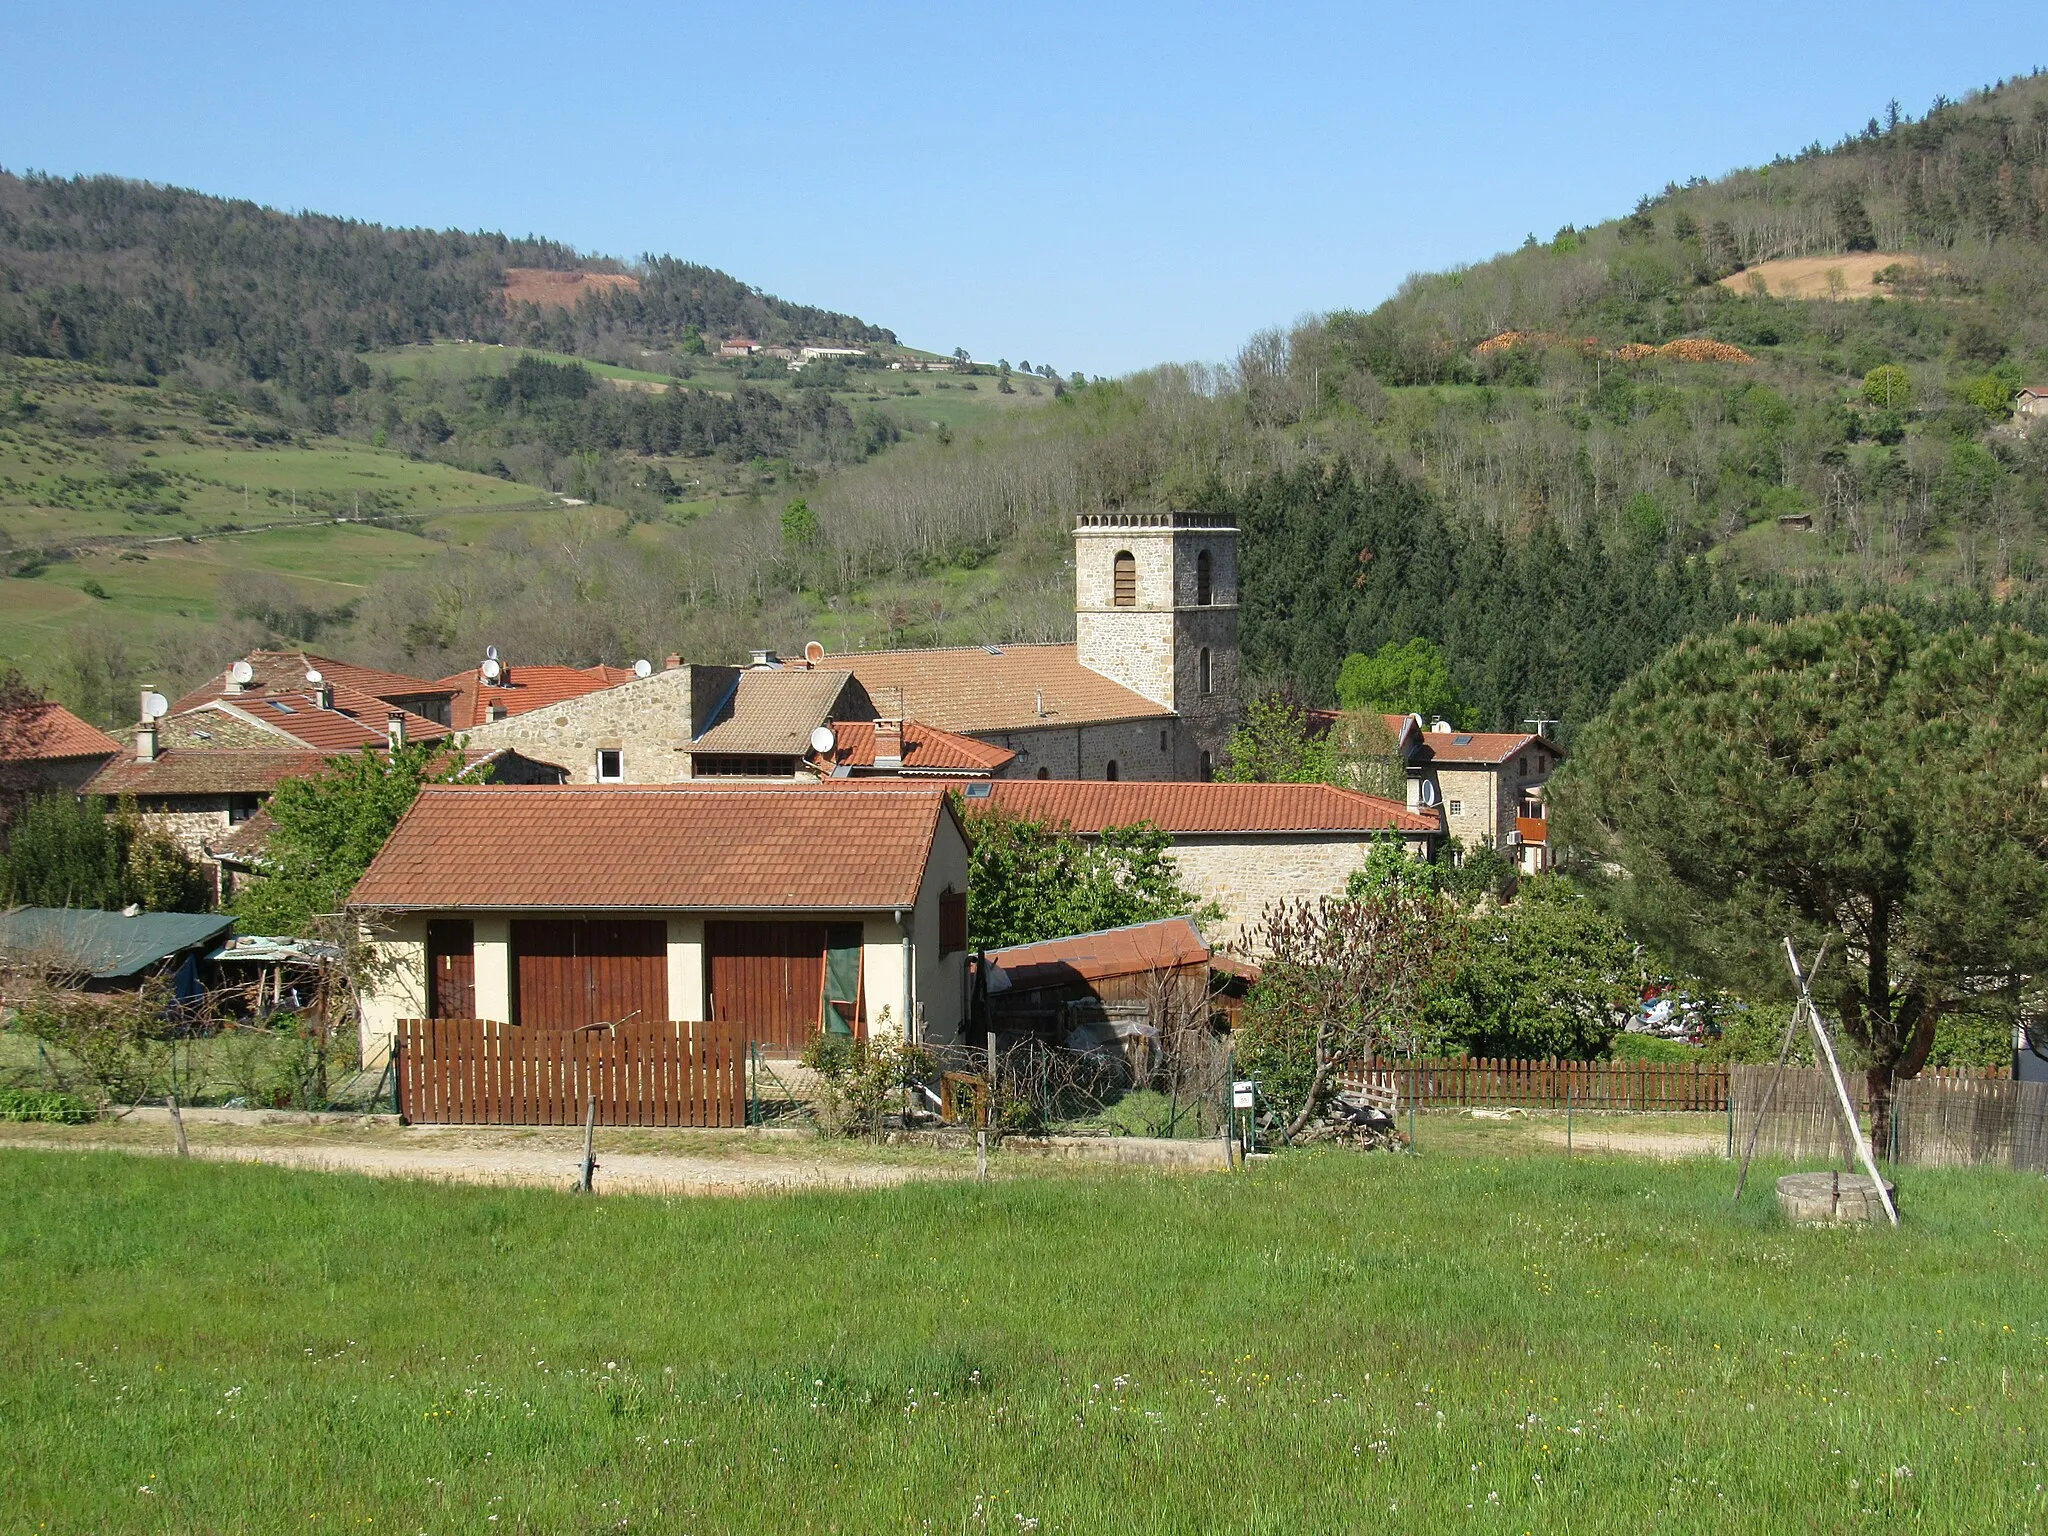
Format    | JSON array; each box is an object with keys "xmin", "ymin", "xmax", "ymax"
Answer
[{"xmin": 0, "ymin": 170, "xmax": 894, "ymax": 394}]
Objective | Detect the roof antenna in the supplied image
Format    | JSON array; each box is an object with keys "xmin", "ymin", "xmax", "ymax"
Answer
[{"xmin": 1522, "ymin": 716, "xmax": 1560, "ymax": 738}]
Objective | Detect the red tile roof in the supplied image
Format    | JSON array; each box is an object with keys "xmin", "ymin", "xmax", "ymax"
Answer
[
  {"xmin": 1417, "ymin": 730, "xmax": 1560, "ymax": 767},
  {"xmin": 827, "ymin": 644, "xmax": 1168, "ymax": 733},
  {"xmin": 85, "ymin": 749, "xmax": 334, "ymax": 798},
  {"xmin": 186, "ymin": 688, "xmax": 448, "ymax": 753},
  {"xmin": 170, "ymin": 650, "xmax": 445, "ymax": 713},
  {"xmin": 434, "ymin": 663, "xmax": 638, "ymax": 729},
  {"xmin": 824, "ymin": 719, "xmax": 1015, "ymax": 776},
  {"xmin": 0, "ymin": 702, "xmax": 121, "ymax": 762},
  {"xmin": 984, "ymin": 916, "xmax": 1210, "ymax": 991},
  {"xmin": 961, "ymin": 779, "xmax": 1439, "ymax": 836},
  {"xmin": 348, "ymin": 785, "xmax": 955, "ymax": 911}
]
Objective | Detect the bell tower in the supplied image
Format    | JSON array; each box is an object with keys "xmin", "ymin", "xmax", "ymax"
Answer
[{"xmin": 1074, "ymin": 510, "xmax": 1239, "ymax": 776}]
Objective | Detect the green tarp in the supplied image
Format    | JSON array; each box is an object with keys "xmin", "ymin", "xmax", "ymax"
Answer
[
  {"xmin": 822, "ymin": 922, "xmax": 862, "ymax": 1037},
  {"xmin": 0, "ymin": 908, "xmax": 234, "ymax": 979}
]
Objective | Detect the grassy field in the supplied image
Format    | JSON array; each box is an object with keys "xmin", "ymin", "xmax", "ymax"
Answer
[{"xmin": 0, "ymin": 1142, "xmax": 2042, "ymax": 1532}]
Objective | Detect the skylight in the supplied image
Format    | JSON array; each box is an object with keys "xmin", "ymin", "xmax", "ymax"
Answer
[
  {"xmin": 1453, "ymin": 734, "xmax": 1473, "ymax": 745},
  {"xmin": 268, "ymin": 701, "xmax": 297, "ymax": 714}
]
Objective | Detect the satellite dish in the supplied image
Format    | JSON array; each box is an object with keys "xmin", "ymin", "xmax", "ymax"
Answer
[
  {"xmin": 481, "ymin": 658, "xmax": 503, "ymax": 682},
  {"xmin": 230, "ymin": 660, "xmax": 254, "ymax": 684},
  {"xmin": 304, "ymin": 668, "xmax": 323, "ymax": 685},
  {"xmin": 485, "ymin": 645, "xmax": 500, "ymax": 662},
  {"xmin": 140, "ymin": 691, "xmax": 169, "ymax": 721},
  {"xmin": 1419, "ymin": 781, "xmax": 1439, "ymax": 807},
  {"xmin": 808, "ymin": 725, "xmax": 837, "ymax": 755},
  {"xmin": 633, "ymin": 658, "xmax": 653, "ymax": 679},
  {"xmin": 803, "ymin": 640, "xmax": 826, "ymax": 666}
]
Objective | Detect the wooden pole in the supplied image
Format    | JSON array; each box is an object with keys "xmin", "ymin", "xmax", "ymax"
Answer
[
  {"xmin": 579, "ymin": 1094, "xmax": 597, "ymax": 1194},
  {"xmin": 1784, "ymin": 938, "xmax": 1897, "ymax": 1226}
]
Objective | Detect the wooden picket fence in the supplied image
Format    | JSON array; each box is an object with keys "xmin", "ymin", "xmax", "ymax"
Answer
[
  {"xmin": 1353, "ymin": 1056, "xmax": 1732, "ymax": 1112},
  {"xmin": 395, "ymin": 1018, "xmax": 750, "ymax": 1127}
]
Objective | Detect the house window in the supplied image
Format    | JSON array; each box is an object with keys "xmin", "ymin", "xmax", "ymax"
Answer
[
  {"xmin": 596, "ymin": 749, "xmax": 624, "ymax": 782},
  {"xmin": 227, "ymin": 794, "xmax": 259, "ymax": 824},
  {"xmin": 1447, "ymin": 799, "xmax": 1463, "ymax": 816},
  {"xmin": 1195, "ymin": 549, "xmax": 1213, "ymax": 605},
  {"xmin": 1105, "ymin": 759, "xmax": 1119, "ymax": 781},
  {"xmin": 1159, "ymin": 729, "xmax": 1168, "ymax": 751},
  {"xmin": 1112, "ymin": 551, "xmax": 1136, "ymax": 607},
  {"xmin": 1199, "ymin": 647, "xmax": 1211, "ymax": 694},
  {"xmin": 1518, "ymin": 755, "xmax": 1528, "ymax": 776},
  {"xmin": 939, "ymin": 888, "xmax": 968, "ymax": 957},
  {"xmin": 1199, "ymin": 750, "xmax": 1213, "ymax": 780},
  {"xmin": 1036, "ymin": 766, "xmax": 1050, "ymax": 779}
]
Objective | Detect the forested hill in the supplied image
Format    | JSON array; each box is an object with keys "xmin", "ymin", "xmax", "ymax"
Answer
[{"xmin": 0, "ymin": 170, "xmax": 894, "ymax": 389}]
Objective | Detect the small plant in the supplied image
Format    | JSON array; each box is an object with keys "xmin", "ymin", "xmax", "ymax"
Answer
[
  {"xmin": 0, "ymin": 1088, "xmax": 93, "ymax": 1123},
  {"xmin": 800, "ymin": 1013, "xmax": 933, "ymax": 1137}
]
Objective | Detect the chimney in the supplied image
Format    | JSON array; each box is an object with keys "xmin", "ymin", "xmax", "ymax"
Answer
[
  {"xmin": 664, "ymin": 653, "xmax": 684, "ymax": 671},
  {"xmin": 386, "ymin": 711, "xmax": 407, "ymax": 751},
  {"xmin": 312, "ymin": 679, "xmax": 334, "ymax": 709},
  {"xmin": 873, "ymin": 717, "xmax": 903, "ymax": 774},
  {"xmin": 749, "ymin": 649, "xmax": 779, "ymax": 669},
  {"xmin": 487, "ymin": 702, "xmax": 507, "ymax": 723},
  {"xmin": 135, "ymin": 721, "xmax": 158, "ymax": 762}
]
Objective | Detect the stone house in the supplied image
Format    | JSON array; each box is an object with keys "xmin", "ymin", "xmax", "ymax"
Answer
[
  {"xmin": 346, "ymin": 784, "xmax": 972, "ymax": 1066},
  {"xmin": 2018, "ymin": 386, "xmax": 2048, "ymax": 424},
  {"xmin": 0, "ymin": 702, "xmax": 120, "ymax": 800},
  {"xmin": 456, "ymin": 658, "xmax": 1010, "ymax": 782},
  {"xmin": 1392, "ymin": 720, "xmax": 1562, "ymax": 871}
]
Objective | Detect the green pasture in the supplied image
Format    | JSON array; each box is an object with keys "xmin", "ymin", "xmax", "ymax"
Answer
[
  {"xmin": 0, "ymin": 1146, "xmax": 2041, "ymax": 1532},
  {"xmin": 366, "ymin": 341, "xmax": 680, "ymax": 387}
]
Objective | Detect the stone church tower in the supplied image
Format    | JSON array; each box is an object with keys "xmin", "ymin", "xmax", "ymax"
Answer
[{"xmin": 1074, "ymin": 510, "xmax": 1240, "ymax": 778}]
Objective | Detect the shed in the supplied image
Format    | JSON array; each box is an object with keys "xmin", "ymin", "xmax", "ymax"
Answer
[
  {"xmin": 345, "ymin": 784, "xmax": 971, "ymax": 1063},
  {"xmin": 977, "ymin": 916, "xmax": 1246, "ymax": 1049},
  {"xmin": 0, "ymin": 907, "xmax": 235, "ymax": 998}
]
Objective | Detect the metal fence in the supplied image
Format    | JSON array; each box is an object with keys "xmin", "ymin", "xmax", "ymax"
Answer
[{"xmin": 929, "ymin": 1031, "xmax": 1234, "ymax": 1139}]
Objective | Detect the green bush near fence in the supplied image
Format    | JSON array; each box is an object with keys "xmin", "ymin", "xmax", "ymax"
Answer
[
  {"xmin": 0, "ymin": 1088, "xmax": 92, "ymax": 1123},
  {"xmin": 2, "ymin": 1147, "xmax": 2045, "ymax": 1531}
]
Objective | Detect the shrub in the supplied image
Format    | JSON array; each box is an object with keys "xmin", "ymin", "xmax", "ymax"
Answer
[
  {"xmin": 0, "ymin": 1088, "xmax": 93, "ymax": 1123},
  {"xmin": 800, "ymin": 1016, "xmax": 933, "ymax": 1137}
]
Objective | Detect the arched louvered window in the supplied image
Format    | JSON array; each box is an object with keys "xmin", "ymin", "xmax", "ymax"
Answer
[
  {"xmin": 1195, "ymin": 549, "xmax": 1213, "ymax": 605},
  {"xmin": 1112, "ymin": 551, "xmax": 1136, "ymax": 607}
]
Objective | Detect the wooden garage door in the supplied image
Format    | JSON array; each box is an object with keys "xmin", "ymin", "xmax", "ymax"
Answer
[
  {"xmin": 512, "ymin": 919, "xmax": 668, "ymax": 1030},
  {"xmin": 706, "ymin": 920, "xmax": 830, "ymax": 1055}
]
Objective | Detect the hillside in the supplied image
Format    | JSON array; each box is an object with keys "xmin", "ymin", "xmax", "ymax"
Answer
[{"xmin": 10, "ymin": 76, "xmax": 2048, "ymax": 739}]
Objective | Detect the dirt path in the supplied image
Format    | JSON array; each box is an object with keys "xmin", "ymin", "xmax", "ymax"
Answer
[
  {"xmin": 0, "ymin": 1122, "xmax": 963, "ymax": 1198},
  {"xmin": 1530, "ymin": 1126, "xmax": 1726, "ymax": 1159}
]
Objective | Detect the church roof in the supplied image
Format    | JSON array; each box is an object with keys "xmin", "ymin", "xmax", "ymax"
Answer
[{"xmin": 825, "ymin": 644, "xmax": 1168, "ymax": 734}]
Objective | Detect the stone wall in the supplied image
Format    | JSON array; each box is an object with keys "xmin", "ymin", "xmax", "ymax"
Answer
[
  {"xmin": 978, "ymin": 718, "xmax": 1180, "ymax": 781},
  {"xmin": 1167, "ymin": 832, "xmax": 1435, "ymax": 947},
  {"xmin": 459, "ymin": 667, "xmax": 700, "ymax": 783}
]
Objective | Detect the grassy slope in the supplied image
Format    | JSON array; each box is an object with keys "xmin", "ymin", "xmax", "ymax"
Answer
[{"xmin": 0, "ymin": 1145, "xmax": 2042, "ymax": 1532}]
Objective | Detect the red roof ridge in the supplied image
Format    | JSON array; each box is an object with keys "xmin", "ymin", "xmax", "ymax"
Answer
[{"xmin": 0, "ymin": 701, "xmax": 122, "ymax": 761}]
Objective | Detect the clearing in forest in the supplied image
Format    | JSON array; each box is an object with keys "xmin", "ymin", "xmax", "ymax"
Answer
[
  {"xmin": 500, "ymin": 267, "xmax": 642, "ymax": 309},
  {"xmin": 1717, "ymin": 253, "xmax": 1931, "ymax": 300}
]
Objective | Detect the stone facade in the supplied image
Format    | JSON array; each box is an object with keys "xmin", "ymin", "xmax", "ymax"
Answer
[
  {"xmin": 458, "ymin": 665, "xmax": 737, "ymax": 783},
  {"xmin": 1074, "ymin": 511, "xmax": 1240, "ymax": 779},
  {"xmin": 1168, "ymin": 832, "xmax": 1436, "ymax": 947},
  {"xmin": 974, "ymin": 718, "xmax": 1178, "ymax": 781}
]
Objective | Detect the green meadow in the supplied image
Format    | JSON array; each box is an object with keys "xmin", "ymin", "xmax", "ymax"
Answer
[{"xmin": 0, "ymin": 1145, "xmax": 2042, "ymax": 1532}]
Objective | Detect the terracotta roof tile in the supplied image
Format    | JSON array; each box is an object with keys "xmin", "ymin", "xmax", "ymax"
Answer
[
  {"xmin": 434, "ymin": 662, "xmax": 638, "ymax": 729},
  {"xmin": 693, "ymin": 670, "xmax": 857, "ymax": 756},
  {"xmin": 348, "ymin": 785, "xmax": 951, "ymax": 911},
  {"xmin": 85, "ymin": 750, "xmax": 333, "ymax": 798},
  {"xmin": 182, "ymin": 688, "xmax": 448, "ymax": 753},
  {"xmin": 1417, "ymin": 730, "xmax": 1561, "ymax": 767},
  {"xmin": 984, "ymin": 917, "xmax": 1210, "ymax": 991},
  {"xmin": 171, "ymin": 650, "xmax": 444, "ymax": 713},
  {"xmin": 0, "ymin": 702, "xmax": 121, "ymax": 762},
  {"xmin": 824, "ymin": 719, "xmax": 1014, "ymax": 776},
  {"xmin": 828, "ymin": 644, "xmax": 1168, "ymax": 732}
]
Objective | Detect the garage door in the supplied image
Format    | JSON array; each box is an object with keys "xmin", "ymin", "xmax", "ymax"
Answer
[
  {"xmin": 512, "ymin": 919, "xmax": 668, "ymax": 1030},
  {"xmin": 706, "ymin": 921, "xmax": 864, "ymax": 1054}
]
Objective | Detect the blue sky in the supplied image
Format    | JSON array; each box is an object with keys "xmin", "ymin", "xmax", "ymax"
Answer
[{"xmin": 1, "ymin": 3, "xmax": 2038, "ymax": 375}]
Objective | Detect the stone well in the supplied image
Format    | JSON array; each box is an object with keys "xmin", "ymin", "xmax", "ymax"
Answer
[{"xmin": 1776, "ymin": 1170, "xmax": 1898, "ymax": 1224}]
